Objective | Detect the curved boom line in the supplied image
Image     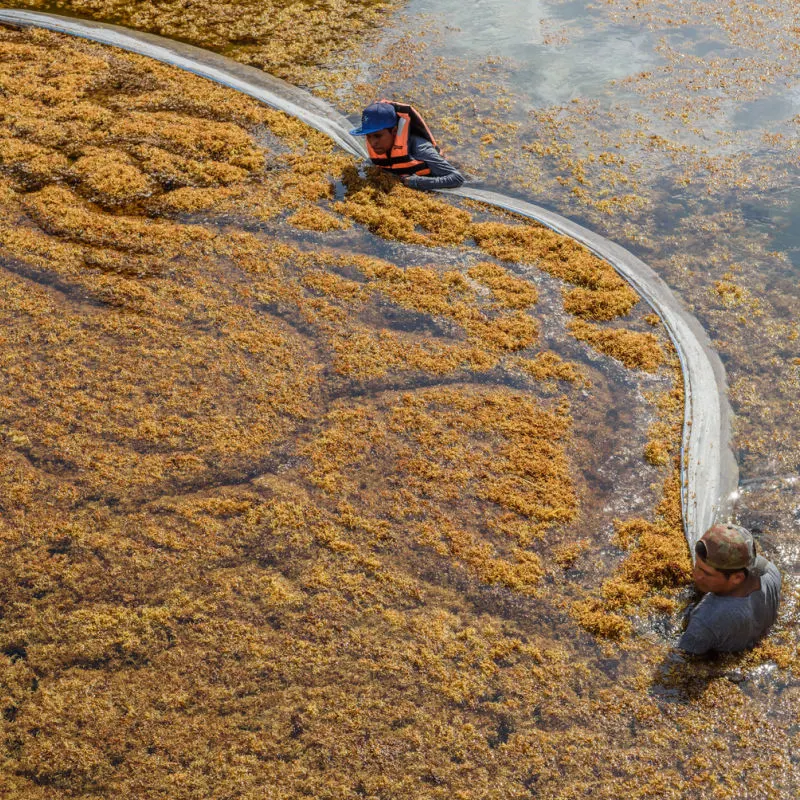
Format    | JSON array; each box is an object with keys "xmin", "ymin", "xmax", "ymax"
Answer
[{"xmin": 0, "ymin": 8, "xmax": 738, "ymax": 544}]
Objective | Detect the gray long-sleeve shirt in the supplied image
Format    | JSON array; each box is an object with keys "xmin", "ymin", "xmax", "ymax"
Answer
[{"xmin": 400, "ymin": 134, "xmax": 465, "ymax": 191}]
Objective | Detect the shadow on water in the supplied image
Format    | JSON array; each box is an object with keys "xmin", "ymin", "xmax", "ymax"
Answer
[{"xmin": 651, "ymin": 647, "xmax": 754, "ymax": 704}]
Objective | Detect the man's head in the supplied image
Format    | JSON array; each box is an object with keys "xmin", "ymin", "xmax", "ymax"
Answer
[
  {"xmin": 692, "ymin": 523, "xmax": 757, "ymax": 595},
  {"xmin": 350, "ymin": 102, "xmax": 398, "ymax": 154}
]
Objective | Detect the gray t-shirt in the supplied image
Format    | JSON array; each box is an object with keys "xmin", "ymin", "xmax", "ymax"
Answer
[
  {"xmin": 678, "ymin": 555, "xmax": 781, "ymax": 654},
  {"xmin": 402, "ymin": 135, "xmax": 465, "ymax": 191}
]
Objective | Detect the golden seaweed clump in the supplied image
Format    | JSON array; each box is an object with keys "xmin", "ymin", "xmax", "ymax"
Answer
[
  {"xmin": 287, "ymin": 205, "xmax": 351, "ymax": 232},
  {"xmin": 569, "ymin": 319, "xmax": 665, "ymax": 371},
  {"xmin": 552, "ymin": 539, "xmax": 589, "ymax": 569},
  {"xmin": 467, "ymin": 261, "xmax": 539, "ymax": 309},
  {"xmin": 334, "ymin": 166, "xmax": 472, "ymax": 245},
  {"xmin": 69, "ymin": 148, "xmax": 154, "ymax": 205},
  {"xmin": 470, "ymin": 220, "xmax": 640, "ymax": 320},
  {"xmin": 643, "ymin": 437, "xmax": 671, "ymax": 466},
  {"xmin": 515, "ymin": 351, "xmax": 586, "ymax": 384}
]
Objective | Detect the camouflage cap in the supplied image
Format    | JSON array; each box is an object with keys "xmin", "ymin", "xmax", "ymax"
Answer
[{"xmin": 699, "ymin": 523, "xmax": 757, "ymax": 571}]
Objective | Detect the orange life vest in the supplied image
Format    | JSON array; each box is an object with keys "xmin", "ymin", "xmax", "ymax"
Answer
[{"xmin": 365, "ymin": 100, "xmax": 441, "ymax": 177}]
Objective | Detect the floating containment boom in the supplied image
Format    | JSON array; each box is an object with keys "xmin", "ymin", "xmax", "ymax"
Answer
[{"xmin": 0, "ymin": 8, "xmax": 739, "ymax": 546}]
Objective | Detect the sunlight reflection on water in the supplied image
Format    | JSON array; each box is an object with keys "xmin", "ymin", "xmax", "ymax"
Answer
[{"xmin": 414, "ymin": 0, "xmax": 659, "ymax": 105}]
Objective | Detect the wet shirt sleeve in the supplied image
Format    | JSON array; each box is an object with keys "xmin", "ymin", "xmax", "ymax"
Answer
[
  {"xmin": 677, "ymin": 614, "xmax": 719, "ymax": 655},
  {"xmin": 403, "ymin": 137, "xmax": 465, "ymax": 191},
  {"xmin": 677, "ymin": 594, "xmax": 726, "ymax": 654}
]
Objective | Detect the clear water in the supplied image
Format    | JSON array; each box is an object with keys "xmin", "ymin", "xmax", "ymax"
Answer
[{"xmin": 410, "ymin": 0, "xmax": 660, "ymax": 106}]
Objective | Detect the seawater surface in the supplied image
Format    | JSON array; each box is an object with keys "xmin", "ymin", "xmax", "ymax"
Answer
[{"xmin": 1, "ymin": 2, "xmax": 799, "ymax": 798}]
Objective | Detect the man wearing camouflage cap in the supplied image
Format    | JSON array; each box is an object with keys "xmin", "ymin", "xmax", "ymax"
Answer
[{"xmin": 679, "ymin": 523, "xmax": 781, "ymax": 655}]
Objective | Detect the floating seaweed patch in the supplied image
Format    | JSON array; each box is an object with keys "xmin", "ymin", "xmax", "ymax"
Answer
[
  {"xmin": 3, "ymin": 23, "xmax": 768, "ymax": 800},
  {"xmin": 569, "ymin": 319, "xmax": 665, "ymax": 371},
  {"xmin": 334, "ymin": 166, "xmax": 472, "ymax": 245}
]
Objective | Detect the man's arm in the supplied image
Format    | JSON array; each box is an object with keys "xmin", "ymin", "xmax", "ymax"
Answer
[
  {"xmin": 677, "ymin": 598, "xmax": 723, "ymax": 655},
  {"xmin": 403, "ymin": 138, "xmax": 465, "ymax": 191},
  {"xmin": 677, "ymin": 618, "xmax": 718, "ymax": 655}
]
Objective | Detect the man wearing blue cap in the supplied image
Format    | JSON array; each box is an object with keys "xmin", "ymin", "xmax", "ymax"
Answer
[{"xmin": 350, "ymin": 100, "xmax": 464, "ymax": 191}]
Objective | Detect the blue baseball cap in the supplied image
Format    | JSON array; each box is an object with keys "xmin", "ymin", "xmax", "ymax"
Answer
[{"xmin": 350, "ymin": 102, "xmax": 397, "ymax": 136}]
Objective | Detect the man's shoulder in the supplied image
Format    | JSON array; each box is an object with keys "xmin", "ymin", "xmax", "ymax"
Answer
[
  {"xmin": 753, "ymin": 555, "xmax": 780, "ymax": 583},
  {"xmin": 691, "ymin": 592, "xmax": 750, "ymax": 623},
  {"xmin": 688, "ymin": 592, "xmax": 751, "ymax": 630},
  {"xmin": 679, "ymin": 595, "xmax": 749, "ymax": 654},
  {"xmin": 408, "ymin": 133, "xmax": 438, "ymax": 153}
]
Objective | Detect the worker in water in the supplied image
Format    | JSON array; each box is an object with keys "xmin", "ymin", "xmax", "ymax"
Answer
[
  {"xmin": 679, "ymin": 523, "xmax": 781, "ymax": 655},
  {"xmin": 350, "ymin": 100, "xmax": 464, "ymax": 191}
]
